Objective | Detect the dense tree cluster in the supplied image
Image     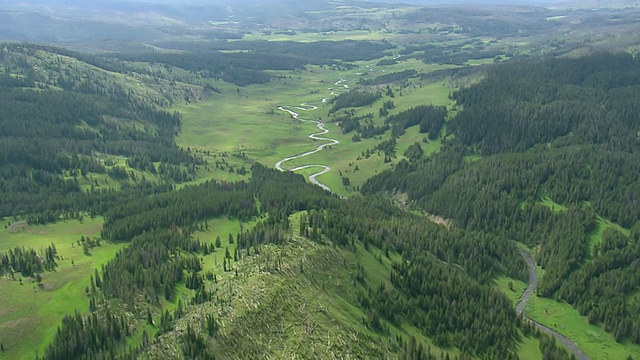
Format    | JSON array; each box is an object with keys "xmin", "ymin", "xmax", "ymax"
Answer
[
  {"xmin": 0, "ymin": 43, "xmax": 204, "ymax": 222},
  {"xmin": 557, "ymin": 227, "xmax": 640, "ymax": 342},
  {"xmin": 39, "ymin": 310, "xmax": 129, "ymax": 360},
  {"xmin": 389, "ymin": 255, "xmax": 520, "ymax": 357},
  {"xmin": 0, "ymin": 244, "xmax": 57, "ymax": 277},
  {"xmin": 363, "ymin": 52, "xmax": 640, "ymax": 343},
  {"xmin": 398, "ymin": 40, "xmax": 504, "ymax": 65},
  {"xmin": 40, "ymin": 160, "xmax": 537, "ymax": 358},
  {"xmin": 450, "ymin": 52, "xmax": 640, "ymax": 155},
  {"xmin": 99, "ymin": 230, "xmax": 202, "ymax": 304},
  {"xmin": 101, "ymin": 180, "xmax": 256, "ymax": 240},
  {"xmin": 295, "ymin": 196, "xmax": 527, "ymax": 357},
  {"xmin": 538, "ymin": 333, "xmax": 574, "ymax": 360},
  {"xmin": 116, "ymin": 40, "xmax": 394, "ymax": 86},
  {"xmin": 329, "ymin": 90, "xmax": 381, "ymax": 113},
  {"xmin": 404, "ymin": 142, "xmax": 424, "ymax": 162},
  {"xmin": 385, "ymin": 105, "xmax": 447, "ymax": 139}
]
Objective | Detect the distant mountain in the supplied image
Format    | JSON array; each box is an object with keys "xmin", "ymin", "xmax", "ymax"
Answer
[{"xmin": 553, "ymin": 0, "xmax": 640, "ymax": 8}]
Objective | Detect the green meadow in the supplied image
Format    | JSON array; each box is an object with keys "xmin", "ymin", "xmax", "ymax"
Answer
[
  {"xmin": 176, "ymin": 60, "xmax": 456, "ymax": 194},
  {"xmin": 0, "ymin": 217, "xmax": 126, "ymax": 360},
  {"xmin": 519, "ymin": 256, "xmax": 640, "ymax": 359},
  {"xmin": 540, "ymin": 196, "xmax": 568, "ymax": 213},
  {"xmin": 526, "ymin": 294, "xmax": 640, "ymax": 359},
  {"xmin": 586, "ymin": 216, "xmax": 630, "ymax": 259},
  {"xmin": 494, "ymin": 275, "xmax": 528, "ymax": 307}
]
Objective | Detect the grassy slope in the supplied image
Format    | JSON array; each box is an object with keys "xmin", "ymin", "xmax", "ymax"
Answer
[
  {"xmin": 137, "ymin": 211, "xmax": 551, "ymax": 359},
  {"xmin": 586, "ymin": 217, "xmax": 631, "ymax": 259},
  {"xmin": 139, "ymin": 212, "xmax": 466, "ymax": 359},
  {"xmin": 0, "ymin": 217, "xmax": 126, "ymax": 360},
  {"xmin": 494, "ymin": 271, "xmax": 545, "ymax": 359}
]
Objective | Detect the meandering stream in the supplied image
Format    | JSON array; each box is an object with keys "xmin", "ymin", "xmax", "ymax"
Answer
[
  {"xmin": 517, "ymin": 250, "xmax": 590, "ymax": 360},
  {"xmin": 273, "ymin": 78, "xmax": 589, "ymax": 358},
  {"xmin": 275, "ymin": 80, "xmax": 346, "ymax": 192}
]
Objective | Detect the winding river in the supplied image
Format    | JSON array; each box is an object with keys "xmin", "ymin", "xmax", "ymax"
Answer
[
  {"xmin": 275, "ymin": 80, "xmax": 347, "ymax": 192},
  {"xmin": 517, "ymin": 250, "xmax": 590, "ymax": 360},
  {"xmin": 273, "ymin": 78, "xmax": 590, "ymax": 358}
]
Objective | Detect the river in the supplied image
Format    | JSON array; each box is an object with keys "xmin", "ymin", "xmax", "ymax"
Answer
[{"xmin": 517, "ymin": 250, "xmax": 590, "ymax": 360}]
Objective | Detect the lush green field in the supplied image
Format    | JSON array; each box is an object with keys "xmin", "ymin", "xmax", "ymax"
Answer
[
  {"xmin": 193, "ymin": 217, "xmax": 258, "ymax": 277},
  {"xmin": 0, "ymin": 217, "xmax": 126, "ymax": 360},
  {"xmin": 540, "ymin": 197, "xmax": 568, "ymax": 213},
  {"xmin": 175, "ymin": 65, "xmax": 349, "ymax": 179},
  {"xmin": 493, "ymin": 275, "xmax": 546, "ymax": 359},
  {"xmin": 494, "ymin": 275, "xmax": 528, "ymax": 307},
  {"xmin": 176, "ymin": 60, "xmax": 456, "ymax": 194},
  {"xmin": 517, "ymin": 336, "xmax": 544, "ymax": 360}
]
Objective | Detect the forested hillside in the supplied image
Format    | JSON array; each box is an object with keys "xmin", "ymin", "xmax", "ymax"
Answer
[
  {"xmin": 363, "ymin": 52, "xmax": 640, "ymax": 346},
  {"xmin": 3, "ymin": 3, "xmax": 640, "ymax": 355},
  {"xmin": 33, "ymin": 164, "xmax": 571, "ymax": 360},
  {"xmin": 0, "ymin": 43, "xmax": 209, "ymax": 223}
]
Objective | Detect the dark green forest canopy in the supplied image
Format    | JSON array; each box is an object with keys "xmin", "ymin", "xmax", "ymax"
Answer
[
  {"xmin": 113, "ymin": 40, "xmax": 394, "ymax": 85},
  {"xmin": 39, "ymin": 163, "xmax": 534, "ymax": 359},
  {"xmin": 0, "ymin": 43, "xmax": 203, "ymax": 222},
  {"xmin": 3, "ymin": 39, "xmax": 637, "ymax": 359},
  {"xmin": 450, "ymin": 52, "xmax": 640, "ymax": 154},
  {"xmin": 363, "ymin": 52, "xmax": 640, "ymax": 344}
]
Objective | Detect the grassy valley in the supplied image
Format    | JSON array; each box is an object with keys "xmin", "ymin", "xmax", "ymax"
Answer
[{"xmin": 1, "ymin": 1, "xmax": 640, "ymax": 359}]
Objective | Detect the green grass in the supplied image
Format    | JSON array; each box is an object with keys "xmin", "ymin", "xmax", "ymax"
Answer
[
  {"xmin": 526, "ymin": 294, "xmax": 640, "ymax": 359},
  {"xmin": 540, "ymin": 196, "xmax": 568, "ymax": 213},
  {"xmin": 493, "ymin": 263, "xmax": 640, "ymax": 359},
  {"xmin": 175, "ymin": 65, "xmax": 350, "ymax": 181},
  {"xmin": 0, "ymin": 217, "xmax": 126, "ymax": 360},
  {"xmin": 525, "ymin": 254, "xmax": 640, "ymax": 359},
  {"xmin": 586, "ymin": 216, "xmax": 630, "ymax": 259},
  {"xmin": 275, "ymin": 78, "xmax": 453, "ymax": 194},
  {"xmin": 517, "ymin": 335, "xmax": 544, "ymax": 360},
  {"xmin": 494, "ymin": 275, "xmax": 546, "ymax": 359},
  {"xmin": 176, "ymin": 61, "xmax": 456, "ymax": 194},
  {"xmin": 494, "ymin": 275, "xmax": 528, "ymax": 307},
  {"xmin": 463, "ymin": 154, "xmax": 482, "ymax": 164}
]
